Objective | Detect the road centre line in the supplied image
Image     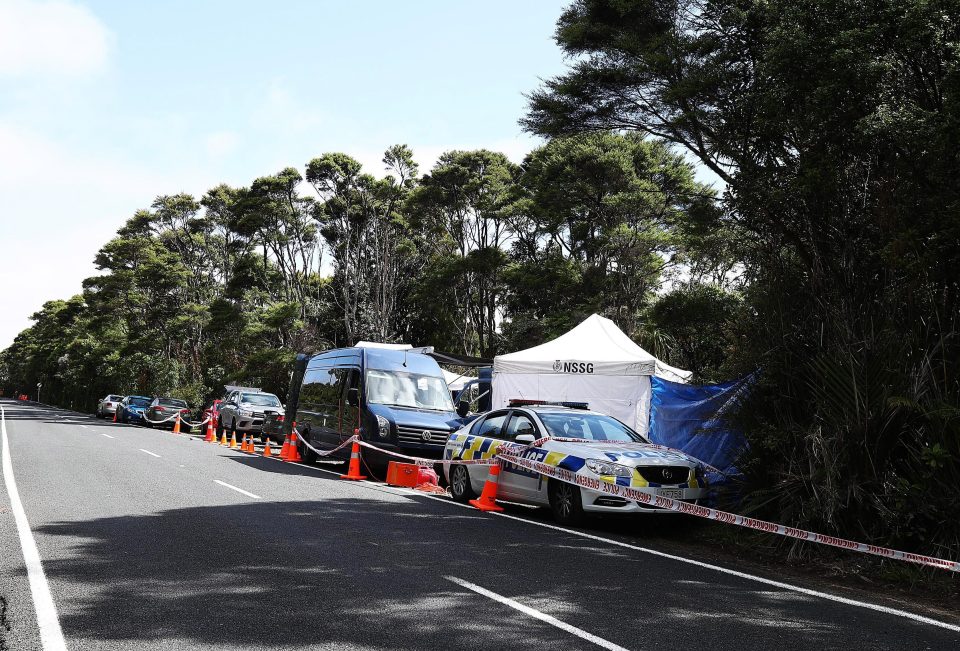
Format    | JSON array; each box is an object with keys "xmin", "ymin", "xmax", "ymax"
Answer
[
  {"xmin": 282, "ymin": 456, "xmax": 960, "ymax": 633},
  {"xmin": 446, "ymin": 575, "xmax": 629, "ymax": 650},
  {"xmin": 0, "ymin": 406, "xmax": 70, "ymax": 650},
  {"xmin": 214, "ymin": 479, "xmax": 261, "ymax": 499},
  {"xmin": 139, "ymin": 449, "xmax": 161, "ymax": 458}
]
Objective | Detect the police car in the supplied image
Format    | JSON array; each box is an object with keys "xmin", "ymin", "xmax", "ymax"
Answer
[{"xmin": 443, "ymin": 402, "xmax": 707, "ymax": 525}]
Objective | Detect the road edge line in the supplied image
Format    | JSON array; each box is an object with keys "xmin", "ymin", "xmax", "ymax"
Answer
[
  {"xmin": 0, "ymin": 405, "xmax": 69, "ymax": 650},
  {"xmin": 445, "ymin": 575, "xmax": 630, "ymax": 650}
]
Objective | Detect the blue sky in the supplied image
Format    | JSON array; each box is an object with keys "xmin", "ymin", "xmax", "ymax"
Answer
[{"xmin": 0, "ymin": 0, "xmax": 572, "ymax": 347}]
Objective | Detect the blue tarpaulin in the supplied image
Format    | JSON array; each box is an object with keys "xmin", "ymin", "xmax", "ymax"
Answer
[{"xmin": 648, "ymin": 375, "xmax": 752, "ymax": 485}]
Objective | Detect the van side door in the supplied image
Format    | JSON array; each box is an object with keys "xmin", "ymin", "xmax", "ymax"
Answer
[
  {"xmin": 339, "ymin": 367, "xmax": 361, "ymax": 445},
  {"xmin": 297, "ymin": 366, "xmax": 330, "ymax": 449}
]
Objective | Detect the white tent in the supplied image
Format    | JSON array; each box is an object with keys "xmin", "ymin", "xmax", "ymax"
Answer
[{"xmin": 492, "ymin": 314, "xmax": 691, "ymax": 435}]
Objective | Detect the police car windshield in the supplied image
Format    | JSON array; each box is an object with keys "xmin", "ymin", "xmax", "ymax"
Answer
[
  {"xmin": 365, "ymin": 370, "xmax": 454, "ymax": 411},
  {"xmin": 240, "ymin": 393, "xmax": 281, "ymax": 407},
  {"xmin": 537, "ymin": 412, "xmax": 646, "ymax": 443}
]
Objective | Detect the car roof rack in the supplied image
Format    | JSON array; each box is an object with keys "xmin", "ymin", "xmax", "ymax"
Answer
[{"xmin": 508, "ymin": 399, "xmax": 589, "ymax": 410}]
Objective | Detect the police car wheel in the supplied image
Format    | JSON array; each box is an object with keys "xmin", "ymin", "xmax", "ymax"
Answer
[
  {"xmin": 548, "ymin": 479, "xmax": 584, "ymax": 526},
  {"xmin": 449, "ymin": 465, "xmax": 476, "ymax": 503}
]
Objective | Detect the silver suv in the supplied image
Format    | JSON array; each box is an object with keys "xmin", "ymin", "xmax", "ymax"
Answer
[{"xmin": 217, "ymin": 389, "xmax": 284, "ymax": 438}]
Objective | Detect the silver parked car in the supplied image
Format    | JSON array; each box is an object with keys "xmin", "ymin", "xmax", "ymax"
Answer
[
  {"xmin": 216, "ymin": 389, "xmax": 284, "ymax": 438},
  {"xmin": 96, "ymin": 394, "xmax": 125, "ymax": 418}
]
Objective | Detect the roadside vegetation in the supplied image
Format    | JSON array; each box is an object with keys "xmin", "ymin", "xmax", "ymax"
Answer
[{"xmin": 3, "ymin": 0, "xmax": 958, "ymax": 571}]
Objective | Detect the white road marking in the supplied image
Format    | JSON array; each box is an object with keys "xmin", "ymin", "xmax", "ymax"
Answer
[
  {"xmin": 139, "ymin": 449, "xmax": 160, "ymax": 458},
  {"xmin": 214, "ymin": 479, "xmax": 261, "ymax": 499},
  {"xmin": 100, "ymin": 433, "xmax": 114, "ymax": 439},
  {"xmin": 446, "ymin": 575, "xmax": 629, "ymax": 651},
  {"xmin": 0, "ymin": 406, "xmax": 69, "ymax": 650}
]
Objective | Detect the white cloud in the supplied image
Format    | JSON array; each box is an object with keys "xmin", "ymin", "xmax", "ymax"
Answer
[
  {"xmin": 0, "ymin": 0, "xmax": 111, "ymax": 77},
  {"xmin": 204, "ymin": 130, "xmax": 240, "ymax": 158}
]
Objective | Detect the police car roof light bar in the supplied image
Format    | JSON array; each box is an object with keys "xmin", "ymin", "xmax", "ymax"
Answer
[{"xmin": 508, "ymin": 399, "xmax": 589, "ymax": 410}]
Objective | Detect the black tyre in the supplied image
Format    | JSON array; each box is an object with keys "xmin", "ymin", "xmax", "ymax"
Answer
[
  {"xmin": 548, "ymin": 479, "xmax": 585, "ymax": 526},
  {"xmin": 450, "ymin": 465, "xmax": 477, "ymax": 503},
  {"xmin": 299, "ymin": 439, "xmax": 318, "ymax": 464}
]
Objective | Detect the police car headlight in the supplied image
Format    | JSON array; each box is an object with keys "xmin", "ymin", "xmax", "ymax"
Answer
[
  {"xmin": 376, "ymin": 414, "xmax": 390, "ymax": 438},
  {"xmin": 585, "ymin": 459, "xmax": 634, "ymax": 478},
  {"xmin": 239, "ymin": 408, "xmax": 253, "ymax": 417}
]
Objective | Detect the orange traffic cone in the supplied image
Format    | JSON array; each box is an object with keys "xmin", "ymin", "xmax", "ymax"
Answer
[
  {"xmin": 469, "ymin": 461, "xmax": 505, "ymax": 512},
  {"xmin": 240, "ymin": 434, "xmax": 248, "ymax": 452},
  {"xmin": 286, "ymin": 432, "xmax": 303, "ymax": 463},
  {"xmin": 339, "ymin": 440, "xmax": 366, "ymax": 480},
  {"xmin": 245, "ymin": 435, "xmax": 254, "ymax": 453},
  {"xmin": 229, "ymin": 432, "xmax": 239, "ymax": 449},
  {"xmin": 279, "ymin": 433, "xmax": 291, "ymax": 460},
  {"xmin": 263, "ymin": 439, "xmax": 272, "ymax": 458},
  {"xmin": 204, "ymin": 420, "xmax": 215, "ymax": 442},
  {"xmin": 112, "ymin": 409, "xmax": 117, "ymax": 423},
  {"xmin": 172, "ymin": 414, "xmax": 181, "ymax": 434},
  {"xmin": 220, "ymin": 432, "xmax": 228, "ymax": 446}
]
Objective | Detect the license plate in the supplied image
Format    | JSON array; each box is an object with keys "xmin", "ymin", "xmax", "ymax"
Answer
[{"xmin": 656, "ymin": 489, "xmax": 683, "ymax": 499}]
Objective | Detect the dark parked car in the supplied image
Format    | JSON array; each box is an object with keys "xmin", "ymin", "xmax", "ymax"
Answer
[
  {"xmin": 145, "ymin": 397, "xmax": 192, "ymax": 432},
  {"xmin": 261, "ymin": 411, "xmax": 286, "ymax": 445},
  {"xmin": 117, "ymin": 395, "xmax": 152, "ymax": 424}
]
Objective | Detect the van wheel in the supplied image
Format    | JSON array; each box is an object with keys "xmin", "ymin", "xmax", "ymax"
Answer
[
  {"xmin": 450, "ymin": 465, "xmax": 476, "ymax": 503},
  {"xmin": 549, "ymin": 479, "xmax": 584, "ymax": 526}
]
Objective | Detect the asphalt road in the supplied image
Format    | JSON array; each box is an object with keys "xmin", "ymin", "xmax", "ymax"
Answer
[{"xmin": 1, "ymin": 398, "xmax": 957, "ymax": 651}]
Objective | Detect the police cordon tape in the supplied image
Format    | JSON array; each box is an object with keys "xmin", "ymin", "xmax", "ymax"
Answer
[
  {"xmin": 493, "ymin": 449, "xmax": 960, "ymax": 573},
  {"xmin": 139, "ymin": 413, "xmax": 211, "ymax": 428},
  {"xmin": 295, "ymin": 432, "xmax": 366, "ymax": 464},
  {"xmin": 217, "ymin": 426, "xmax": 959, "ymax": 573}
]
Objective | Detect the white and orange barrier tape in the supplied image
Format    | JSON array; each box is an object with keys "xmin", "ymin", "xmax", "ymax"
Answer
[
  {"xmin": 495, "ymin": 449, "xmax": 960, "ymax": 573},
  {"xmin": 295, "ymin": 433, "xmax": 363, "ymax": 463},
  {"xmin": 284, "ymin": 430, "xmax": 959, "ymax": 572}
]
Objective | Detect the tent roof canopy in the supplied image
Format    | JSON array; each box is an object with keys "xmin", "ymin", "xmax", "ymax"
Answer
[{"xmin": 494, "ymin": 314, "xmax": 691, "ymax": 382}]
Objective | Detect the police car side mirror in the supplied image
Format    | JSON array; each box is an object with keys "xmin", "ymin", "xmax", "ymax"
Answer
[
  {"xmin": 515, "ymin": 433, "xmax": 536, "ymax": 444},
  {"xmin": 456, "ymin": 400, "xmax": 470, "ymax": 418},
  {"xmin": 347, "ymin": 388, "xmax": 360, "ymax": 407}
]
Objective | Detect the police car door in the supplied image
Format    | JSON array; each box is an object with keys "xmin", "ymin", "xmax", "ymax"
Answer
[
  {"xmin": 467, "ymin": 411, "xmax": 514, "ymax": 498},
  {"xmin": 499, "ymin": 411, "xmax": 546, "ymax": 499}
]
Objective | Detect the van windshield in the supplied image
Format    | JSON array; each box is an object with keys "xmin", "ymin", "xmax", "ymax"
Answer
[{"xmin": 365, "ymin": 370, "xmax": 454, "ymax": 412}]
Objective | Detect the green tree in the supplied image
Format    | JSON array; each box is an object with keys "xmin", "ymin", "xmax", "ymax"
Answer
[{"xmin": 525, "ymin": 0, "xmax": 960, "ymax": 554}]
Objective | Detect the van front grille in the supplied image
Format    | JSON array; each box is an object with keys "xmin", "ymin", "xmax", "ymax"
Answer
[{"xmin": 396, "ymin": 426, "xmax": 450, "ymax": 447}]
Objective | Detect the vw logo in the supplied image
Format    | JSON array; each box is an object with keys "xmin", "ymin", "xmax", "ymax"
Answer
[{"xmin": 421, "ymin": 431, "xmax": 433, "ymax": 441}]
